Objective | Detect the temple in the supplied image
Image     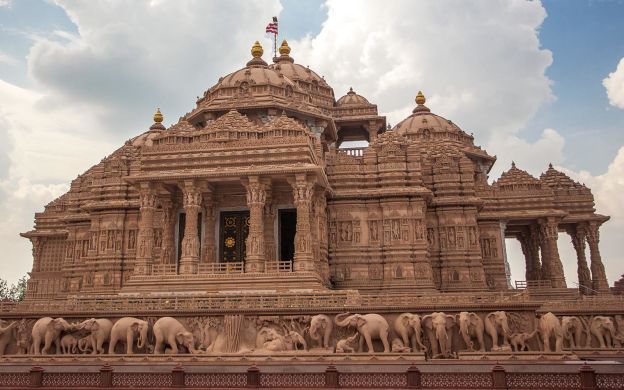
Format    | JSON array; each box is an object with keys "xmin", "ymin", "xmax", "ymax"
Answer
[
  {"xmin": 1, "ymin": 40, "xmax": 623, "ymax": 389},
  {"xmin": 20, "ymin": 41, "xmax": 610, "ymax": 299}
]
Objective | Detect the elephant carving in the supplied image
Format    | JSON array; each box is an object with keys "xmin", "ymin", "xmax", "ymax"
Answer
[
  {"xmin": 109, "ymin": 317, "xmax": 150, "ymax": 354},
  {"xmin": 78, "ymin": 336, "xmax": 93, "ymax": 354},
  {"xmin": 590, "ymin": 316, "xmax": 616, "ymax": 349},
  {"xmin": 335, "ymin": 332, "xmax": 359, "ymax": 353},
  {"xmin": 456, "ymin": 312, "xmax": 485, "ymax": 352},
  {"xmin": 509, "ymin": 331, "xmax": 537, "ymax": 352},
  {"xmin": 76, "ymin": 318, "xmax": 113, "ymax": 354},
  {"xmin": 0, "ymin": 319, "xmax": 17, "ymax": 356},
  {"xmin": 309, "ymin": 314, "xmax": 333, "ymax": 349},
  {"xmin": 60, "ymin": 334, "xmax": 78, "ymax": 354},
  {"xmin": 153, "ymin": 317, "xmax": 198, "ymax": 354},
  {"xmin": 391, "ymin": 338, "xmax": 412, "ymax": 353},
  {"xmin": 561, "ymin": 316, "xmax": 583, "ymax": 349},
  {"xmin": 394, "ymin": 313, "xmax": 427, "ymax": 352},
  {"xmin": 32, "ymin": 317, "xmax": 73, "ymax": 355},
  {"xmin": 334, "ymin": 313, "xmax": 390, "ymax": 353},
  {"xmin": 485, "ymin": 311, "xmax": 511, "ymax": 351},
  {"xmin": 537, "ymin": 312, "xmax": 563, "ymax": 352},
  {"xmin": 257, "ymin": 327, "xmax": 287, "ymax": 352},
  {"xmin": 422, "ymin": 312, "xmax": 455, "ymax": 357}
]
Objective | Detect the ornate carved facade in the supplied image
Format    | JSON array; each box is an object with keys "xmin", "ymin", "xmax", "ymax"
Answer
[{"xmin": 2, "ymin": 41, "xmax": 623, "ymax": 375}]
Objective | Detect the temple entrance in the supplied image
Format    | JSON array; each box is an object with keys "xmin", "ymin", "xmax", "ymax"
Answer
[
  {"xmin": 219, "ymin": 211, "xmax": 249, "ymax": 263},
  {"xmin": 279, "ymin": 209, "xmax": 297, "ymax": 265}
]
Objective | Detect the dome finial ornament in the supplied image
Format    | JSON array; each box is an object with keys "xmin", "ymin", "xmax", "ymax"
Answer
[
  {"xmin": 416, "ymin": 91, "xmax": 426, "ymax": 105},
  {"xmin": 511, "ymin": 161, "xmax": 516, "ymax": 168},
  {"xmin": 153, "ymin": 108, "xmax": 163, "ymax": 123},
  {"xmin": 251, "ymin": 41, "xmax": 264, "ymax": 58},
  {"xmin": 278, "ymin": 40, "xmax": 291, "ymax": 56}
]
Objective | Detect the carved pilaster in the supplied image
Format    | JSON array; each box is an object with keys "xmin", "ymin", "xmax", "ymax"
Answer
[
  {"xmin": 202, "ymin": 192, "xmax": 216, "ymax": 264},
  {"xmin": 291, "ymin": 174, "xmax": 315, "ymax": 272},
  {"xmin": 159, "ymin": 198, "xmax": 176, "ymax": 265},
  {"xmin": 567, "ymin": 224, "xmax": 592, "ymax": 294},
  {"xmin": 518, "ymin": 226, "xmax": 541, "ymax": 281},
  {"xmin": 538, "ymin": 217, "xmax": 566, "ymax": 288},
  {"xmin": 243, "ymin": 176, "xmax": 268, "ymax": 272},
  {"xmin": 263, "ymin": 189, "xmax": 276, "ymax": 263},
  {"xmin": 179, "ymin": 183, "xmax": 202, "ymax": 274},
  {"xmin": 586, "ymin": 222, "xmax": 609, "ymax": 292},
  {"xmin": 135, "ymin": 184, "xmax": 157, "ymax": 275},
  {"xmin": 30, "ymin": 237, "xmax": 44, "ymax": 273}
]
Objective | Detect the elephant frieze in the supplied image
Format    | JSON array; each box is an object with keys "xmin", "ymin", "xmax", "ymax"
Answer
[{"xmin": 334, "ymin": 313, "xmax": 390, "ymax": 353}]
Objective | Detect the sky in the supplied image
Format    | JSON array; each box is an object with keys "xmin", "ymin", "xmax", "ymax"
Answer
[{"xmin": 0, "ymin": 0, "xmax": 623, "ymax": 288}]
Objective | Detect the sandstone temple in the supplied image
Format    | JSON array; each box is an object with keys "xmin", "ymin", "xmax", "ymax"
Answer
[{"xmin": 0, "ymin": 41, "xmax": 622, "ymax": 390}]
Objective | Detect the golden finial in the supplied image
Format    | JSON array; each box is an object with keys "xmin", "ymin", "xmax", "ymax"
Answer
[
  {"xmin": 251, "ymin": 41, "xmax": 264, "ymax": 58},
  {"xmin": 153, "ymin": 108, "xmax": 163, "ymax": 123},
  {"xmin": 416, "ymin": 91, "xmax": 426, "ymax": 105},
  {"xmin": 279, "ymin": 40, "xmax": 291, "ymax": 56}
]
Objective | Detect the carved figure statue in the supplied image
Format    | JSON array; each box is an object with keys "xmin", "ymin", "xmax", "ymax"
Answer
[
  {"xmin": 60, "ymin": 334, "xmax": 78, "ymax": 354},
  {"xmin": 309, "ymin": 314, "xmax": 333, "ymax": 349},
  {"xmin": 335, "ymin": 332, "xmax": 359, "ymax": 353},
  {"xmin": 456, "ymin": 312, "xmax": 485, "ymax": 352},
  {"xmin": 334, "ymin": 313, "xmax": 390, "ymax": 353},
  {"xmin": 590, "ymin": 316, "xmax": 616, "ymax": 349},
  {"xmin": 391, "ymin": 338, "xmax": 412, "ymax": 353},
  {"xmin": 537, "ymin": 312, "xmax": 563, "ymax": 352},
  {"xmin": 509, "ymin": 331, "xmax": 537, "ymax": 352},
  {"xmin": 153, "ymin": 317, "xmax": 198, "ymax": 354},
  {"xmin": 422, "ymin": 312, "xmax": 455, "ymax": 357},
  {"xmin": 0, "ymin": 319, "xmax": 17, "ymax": 355},
  {"xmin": 394, "ymin": 313, "xmax": 427, "ymax": 352},
  {"xmin": 15, "ymin": 319, "xmax": 31, "ymax": 355},
  {"xmin": 76, "ymin": 318, "xmax": 113, "ymax": 354},
  {"xmin": 31, "ymin": 317, "xmax": 73, "ymax": 355},
  {"xmin": 109, "ymin": 317, "xmax": 149, "ymax": 354},
  {"xmin": 484, "ymin": 311, "xmax": 511, "ymax": 350},
  {"xmin": 561, "ymin": 316, "xmax": 584, "ymax": 349}
]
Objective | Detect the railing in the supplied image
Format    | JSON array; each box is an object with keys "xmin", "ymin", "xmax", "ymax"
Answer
[
  {"xmin": 265, "ymin": 260, "xmax": 293, "ymax": 272},
  {"xmin": 338, "ymin": 147, "xmax": 365, "ymax": 157},
  {"xmin": 515, "ymin": 280, "xmax": 552, "ymax": 289},
  {"xmin": 197, "ymin": 262, "xmax": 244, "ymax": 274},
  {"xmin": 152, "ymin": 264, "xmax": 177, "ymax": 275}
]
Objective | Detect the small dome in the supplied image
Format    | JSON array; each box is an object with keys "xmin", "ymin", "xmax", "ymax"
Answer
[
  {"xmin": 269, "ymin": 40, "xmax": 332, "ymax": 90},
  {"xmin": 394, "ymin": 91, "xmax": 463, "ymax": 136},
  {"xmin": 336, "ymin": 87, "xmax": 370, "ymax": 106}
]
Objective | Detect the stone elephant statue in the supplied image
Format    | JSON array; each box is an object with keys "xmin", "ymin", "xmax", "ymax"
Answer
[
  {"xmin": 561, "ymin": 316, "xmax": 583, "ymax": 349},
  {"xmin": 109, "ymin": 317, "xmax": 150, "ymax": 354},
  {"xmin": 509, "ymin": 331, "xmax": 537, "ymax": 352},
  {"xmin": 484, "ymin": 311, "xmax": 511, "ymax": 351},
  {"xmin": 537, "ymin": 312, "xmax": 563, "ymax": 352},
  {"xmin": 153, "ymin": 317, "xmax": 199, "ymax": 354},
  {"xmin": 60, "ymin": 334, "xmax": 78, "ymax": 354},
  {"xmin": 76, "ymin": 318, "xmax": 113, "ymax": 354},
  {"xmin": 257, "ymin": 327, "xmax": 287, "ymax": 352},
  {"xmin": 335, "ymin": 332, "xmax": 359, "ymax": 353},
  {"xmin": 32, "ymin": 317, "xmax": 73, "ymax": 355},
  {"xmin": 394, "ymin": 313, "xmax": 427, "ymax": 352},
  {"xmin": 334, "ymin": 313, "xmax": 390, "ymax": 353},
  {"xmin": 309, "ymin": 314, "xmax": 333, "ymax": 349},
  {"xmin": 422, "ymin": 312, "xmax": 455, "ymax": 357},
  {"xmin": 456, "ymin": 312, "xmax": 485, "ymax": 352},
  {"xmin": 0, "ymin": 319, "xmax": 17, "ymax": 356},
  {"xmin": 590, "ymin": 316, "xmax": 616, "ymax": 349}
]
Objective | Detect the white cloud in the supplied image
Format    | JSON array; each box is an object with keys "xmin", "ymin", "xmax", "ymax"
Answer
[
  {"xmin": 0, "ymin": 0, "xmax": 11, "ymax": 9},
  {"xmin": 292, "ymin": 0, "xmax": 553, "ymax": 138},
  {"xmin": 0, "ymin": 50, "xmax": 18, "ymax": 65},
  {"xmin": 603, "ymin": 57, "xmax": 624, "ymax": 109}
]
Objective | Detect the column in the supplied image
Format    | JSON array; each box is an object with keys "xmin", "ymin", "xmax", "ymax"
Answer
[
  {"xmin": 135, "ymin": 184, "xmax": 157, "ymax": 275},
  {"xmin": 179, "ymin": 182, "xmax": 202, "ymax": 275},
  {"xmin": 291, "ymin": 174, "xmax": 315, "ymax": 272},
  {"xmin": 243, "ymin": 176, "xmax": 267, "ymax": 272},
  {"xmin": 517, "ymin": 228, "xmax": 541, "ymax": 281},
  {"xmin": 586, "ymin": 222, "xmax": 609, "ymax": 292},
  {"xmin": 263, "ymin": 189, "xmax": 276, "ymax": 263},
  {"xmin": 159, "ymin": 198, "xmax": 175, "ymax": 265},
  {"xmin": 202, "ymin": 191, "xmax": 216, "ymax": 264},
  {"xmin": 538, "ymin": 217, "xmax": 566, "ymax": 288},
  {"xmin": 567, "ymin": 224, "xmax": 592, "ymax": 294}
]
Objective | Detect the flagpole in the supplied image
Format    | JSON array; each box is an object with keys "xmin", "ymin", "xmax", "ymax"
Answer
[{"xmin": 273, "ymin": 16, "xmax": 278, "ymax": 60}]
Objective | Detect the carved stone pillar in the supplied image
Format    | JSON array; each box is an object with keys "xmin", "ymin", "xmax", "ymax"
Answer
[
  {"xmin": 263, "ymin": 189, "xmax": 276, "ymax": 263},
  {"xmin": 291, "ymin": 174, "xmax": 315, "ymax": 272},
  {"xmin": 202, "ymin": 192, "xmax": 216, "ymax": 264},
  {"xmin": 159, "ymin": 198, "xmax": 175, "ymax": 265},
  {"xmin": 517, "ymin": 227, "xmax": 541, "ymax": 281},
  {"xmin": 586, "ymin": 222, "xmax": 609, "ymax": 292},
  {"xmin": 567, "ymin": 224, "xmax": 592, "ymax": 294},
  {"xmin": 243, "ymin": 176, "xmax": 267, "ymax": 272},
  {"xmin": 135, "ymin": 184, "xmax": 157, "ymax": 275},
  {"xmin": 538, "ymin": 217, "xmax": 566, "ymax": 288},
  {"xmin": 179, "ymin": 183, "xmax": 202, "ymax": 274}
]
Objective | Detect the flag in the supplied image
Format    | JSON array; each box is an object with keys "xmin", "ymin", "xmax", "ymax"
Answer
[{"xmin": 265, "ymin": 17, "xmax": 278, "ymax": 34}]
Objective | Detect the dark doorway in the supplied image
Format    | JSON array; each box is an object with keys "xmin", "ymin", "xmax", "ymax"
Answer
[
  {"xmin": 279, "ymin": 209, "xmax": 297, "ymax": 263},
  {"xmin": 219, "ymin": 211, "xmax": 249, "ymax": 263}
]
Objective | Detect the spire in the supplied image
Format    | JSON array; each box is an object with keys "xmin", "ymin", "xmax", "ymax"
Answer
[
  {"xmin": 274, "ymin": 39, "xmax": 294, "ymax": 64},
  {"xmin": 247, "ymin": 41, "xmax": 268, "ymax": 67},
  {"xmin": 511, "ymin": 161, "xmax": 516, "ymax": 168},
  {"xmin": 412, "ymin": 90, "xmax": 430, "ymax": 113},
  {"xmin": 150, "ymin": 108, "xmax": 166, "ymax": 131}
]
